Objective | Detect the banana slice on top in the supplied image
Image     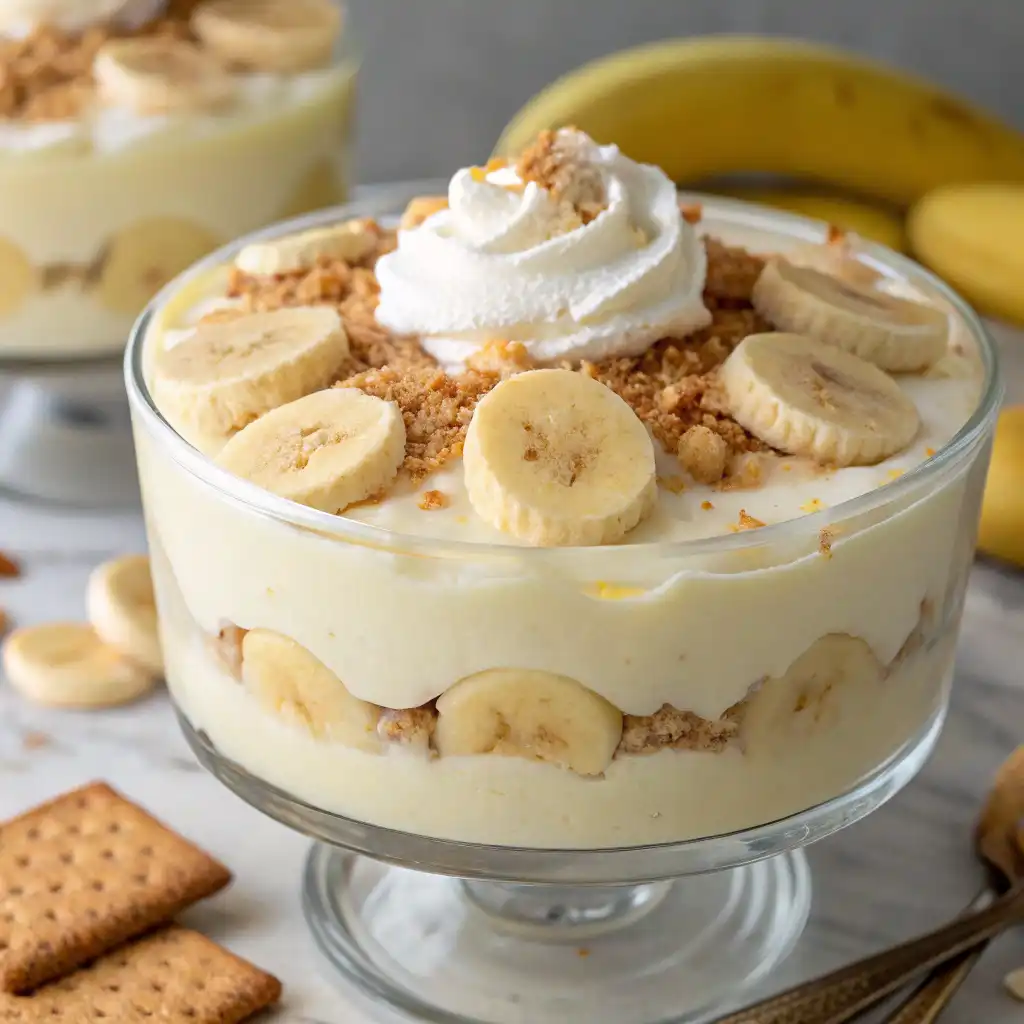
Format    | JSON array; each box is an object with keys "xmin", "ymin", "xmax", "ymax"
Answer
[
  {"xmin": 753, "ymin": 258, "xmax": 948, "ymax": 372},
  {"xmin": 216, "ymin": 387, "xmax": 406, "ymax": 513},
  {"xmin": 193, "ymin": 0, "xmax": 342, "ymax": 73},
  {"xmin": 463, "ymin": 369, "xmax": 657, "ymax": 546},
  {"xmin": 2, "ymin": 623, "xmax": 156, "ymax": 708},
  {"xmin": 87, "ymin": 555, "xmax": 163, "ymax": 677},
  {"xmin": 94, "ymin": 38, "xmax": 236, "ymax": 115},
  {"xmin": 719, "ymin": 332, "xmax": 920, "ymax": 466},
  {"xmin": 435, "ymin": 668, "xmax": 623, "ymax": 777},
  {"xmin": 241, "ymin": 628, "xmax": 380, "ymax": 751},
  {"xmin": 153, "ymin": 306, "xmax": 349, "ymax": 454},
  {"xmin": 235, "ymin": 220, "xmax": 377, "ymax": 276}
]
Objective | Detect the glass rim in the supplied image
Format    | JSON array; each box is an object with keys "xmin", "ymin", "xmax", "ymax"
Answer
[{"xmin": 124, "ymin": 187, "xmax": 1004, "ymax": 565}]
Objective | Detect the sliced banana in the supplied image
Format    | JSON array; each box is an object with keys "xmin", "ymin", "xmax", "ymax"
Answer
[
  {"xmin": 235, "ymin": 220, "xmax": 377, "ymax": 276},
  {"xmin": 192, "ymin": 0, "xmax": 342, "ymax": 73},
  {"xmin": 241, "ymin": 628, "xmax": 380, "ymax": 751},
  {"xmin": 434, "ymin": 668, "xmax": 623, "ymax": 776},
  {"xmin": 463, "ymin": 368, "xmax": 657, "ymax": 546},
  {"xmin": 216, "ymin": 387, "xmax": 406, "ymax": 512},
  {"xmin": 719, "ymin": 332, "xmax": 920, "ymax": 466},
  {"xmin": 152, "ymin": 306, "xmax": 349, "ymax": 454},
  {"xmin": 97, "ymin": 217, "xmax": 221, "ymax": 316},
  {"xmin": 86, "ymin": 555, "xmax": 163, "ymax": 677},
  {"xmin": 2, "ymin": 623, "xmax": 156, "ymax": 708},
  {"xmin": 782, "ymin": 239, "xmax": 884, "ymax": 289},
  {"xmin": 740, "ymin": 634, "xmax": 883, "ymax": 749},
  {"xmin": 753, "ymin": 258, "xmax": 948, "ymax": 372},
  {"xmin": 94, "ymin": 38, "xmax": 236, "ymax": 115}
]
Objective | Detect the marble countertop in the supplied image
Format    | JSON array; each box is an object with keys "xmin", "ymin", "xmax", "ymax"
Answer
[{"xmin": 1, "ymin": 326, "xmax": 1023, "ymax": 1023}]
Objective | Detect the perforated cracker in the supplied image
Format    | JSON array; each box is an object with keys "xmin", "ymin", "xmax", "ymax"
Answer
[
  {"xmin": 0, "ymin": 782, "xmax": 231, "ymax": 993},
  {"xmin": 0, "ymin": 926, "xmax": 281, "ymax": 1022}
]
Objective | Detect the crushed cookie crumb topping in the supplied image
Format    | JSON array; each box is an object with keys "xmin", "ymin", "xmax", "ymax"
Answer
[{"xmin": 515, "ymin": 129, "xmax": 607, "ymax": 223}]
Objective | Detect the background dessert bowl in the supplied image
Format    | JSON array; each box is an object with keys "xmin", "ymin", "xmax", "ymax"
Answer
[
  {"xmin": 0, "ymin": 1, "xmax": 356, "ymax": 362},
  {"xmin": 126, "ymin": 195, "xmax": 1001, "ymax": 853}
]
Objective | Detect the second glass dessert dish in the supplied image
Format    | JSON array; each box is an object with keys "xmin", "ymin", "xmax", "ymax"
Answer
[
  {"xmin": 126, "ymin": 132, "xmax": 1000, "ymax": 1024},
  {"xmin": 0, "ymin": 0, "xmax": 355, "ymax": 504}
]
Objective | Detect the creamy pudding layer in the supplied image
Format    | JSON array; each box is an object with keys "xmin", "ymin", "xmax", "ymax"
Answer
[
  {"xmin": 135, "ymin": 133, "xmax": 988, "ymax": 847},
  {"xmin": 0, "ymin": 0, "xmax": 353, "ymax": 358}
]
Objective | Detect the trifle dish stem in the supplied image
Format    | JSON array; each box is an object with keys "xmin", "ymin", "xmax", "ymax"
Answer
[{"xmin": 132, "ymin": 141, "xmax": 999, "ymax": 1023}]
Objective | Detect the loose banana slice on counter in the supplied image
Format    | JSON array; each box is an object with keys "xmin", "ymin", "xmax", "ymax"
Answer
[
  {"xmin": 2, "ymin": 623, "xmax": 156, "ymax": 708},
  {"xmin": 216, "ymin": 387, "xmax": 406, "ymax": 512},
  {"xmin": 463, "ymin": 368, "xmax": 657, "ymax": 546},
  {"xmin": 235, "ymin": 220, "xmax": 377, "ymax": 276},
  {"xmin": 753, "ymin": 259, "xmax": 948, "ymax": 372},
  {"xmin": 87, "ymin": 555, "xmax": 164, "ymax": 677},
  {"xmin": 241, "ymin": 628, "xmax": 380, "ymax": 751},
  {"xmin": 94, "ymin": 38, "xmax": 236, "ymax": 115},
  {"xmin": 192, "ymin": 0, "xmax": 342, "ymax": 73},
  {"xmin": 152, "ymin": 306, "xmax": 349, "ymax": 454},
  {"xmin": 435, "ymin": 668, "xmax": 624, "ymax": 776},
  {"xmin": 719, "ymin": 332, "xmax": 920, "ymax": 466}
]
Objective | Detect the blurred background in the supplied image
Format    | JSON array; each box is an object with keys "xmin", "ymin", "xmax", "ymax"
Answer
[{"xmin": 346, "ymin": 0, "xmax": 1024, "ymax": 181}]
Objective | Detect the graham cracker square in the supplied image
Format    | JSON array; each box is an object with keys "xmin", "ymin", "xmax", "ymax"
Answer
[
  {"xmin": 0, "ymin": 782, "xmax": 232, "ymax": 993},
  {"xmin": 0, "ymin": 926, "xmax": 282, "ymax": 1022}
]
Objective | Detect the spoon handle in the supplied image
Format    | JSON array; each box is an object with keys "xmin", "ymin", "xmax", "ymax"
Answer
[
  {"xmin": 880, "ymin": 942, "xmax": 987, "ymax": 1024},
  {"xmin": 712, "ymin": 885, "xmax": 1018, "ymax": 1024}
]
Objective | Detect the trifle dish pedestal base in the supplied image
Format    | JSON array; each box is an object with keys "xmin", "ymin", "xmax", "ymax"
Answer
[
  {"xmin": 0, "ymin": 354, "xmax": 139, "ymax": 508},
  {"xmin": 181, "ymin": 705, "xmax": 946, "ymax": 1024}
]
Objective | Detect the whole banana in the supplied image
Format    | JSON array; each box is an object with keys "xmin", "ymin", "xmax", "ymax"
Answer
[{"xmin": 495, "ymin": 36, "xmax": 1024, "ymax": 206}]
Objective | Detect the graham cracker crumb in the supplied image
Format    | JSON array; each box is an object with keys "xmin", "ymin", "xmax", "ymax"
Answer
[
  {"xmin": 819, "ymin": 527, "xmax": 835, "ymax": 558},
  {"xmin": 338, "ymin": 366, "xmax": 497, "ymax": 479},
  {"xmin": 701, "ymin": 500, "xmax": 714, "ymax": 511},
  {"xmin": 466, "ymin": 339, "xmax": 533, "ymax": 377},
  {"xmin": 733, "ymin": 509, "xmax": 766, "ymax": 531},
  {"xmin": 418, "ymin": 489, "xmax": 449, "ymax": 511},
  {"xmin": 377, "ymin": 706, "xmax": 437, "ymax": 754},
  {"xmin": 827, "ymin": 223, "xmax": 846, "ymax": 244},
  {"xmin": 515, "ymin": 129, "xmax": 606, "ymax": 223},
  {"xmin": 21, "ymin": 730, "xmax": 49, "ymax": 751},
  {"xmin": 680, "ymin": 202, "xmax": 703, "ymax": 224},
  {"xmin": 618, "ymin": 701, "xmax": 747, "ymax": 755},
  {"xmin": 703, "ymin": 238, "xmax": 765, "ymax": 306},
  {"xmin": 0, "ymin": 550, "xmax": 22, "ymax": 579},
  {"xmin": 678, "ymin": 424, "xmax": 729, "ymax": 485}
]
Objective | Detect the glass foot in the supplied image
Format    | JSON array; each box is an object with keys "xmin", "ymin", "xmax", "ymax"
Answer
[
  {"xmin": 0, "ymin": 365, "xmax": 139, "ymax": 507},
  {"xmin": 302, "ymin": 844, "xmax": 811, "ymax": 1024}
]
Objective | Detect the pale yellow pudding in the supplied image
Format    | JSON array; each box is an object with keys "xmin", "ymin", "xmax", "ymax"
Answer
[
  {"xmin": 129, "ymin": 131, "xmax": 996, "ymax": 848},
  {"xmin": 0, "ymin": 0, "xmax": 354, "ymax": 360}
]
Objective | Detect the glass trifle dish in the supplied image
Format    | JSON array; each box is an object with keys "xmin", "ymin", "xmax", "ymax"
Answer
[
  {"xmin": 127, "ymin": 131, "xmax": 999, "ymax": 1023},
  {"xmin": 0, "ymin": 0, "xmax": 354, "ymax": 502}
]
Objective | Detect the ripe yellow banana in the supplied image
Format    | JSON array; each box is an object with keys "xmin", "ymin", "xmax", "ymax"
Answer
[
  {"xmin": 907, "ymin": 183, "xmax": 1024, "ymax": 326},
  {"xmin": 495, "ymin": 37, "xmax": 1024, "ymax": 206},
  {"xmin": 716, "ymin": 188, "xmax": 905, "ymax": 251}
]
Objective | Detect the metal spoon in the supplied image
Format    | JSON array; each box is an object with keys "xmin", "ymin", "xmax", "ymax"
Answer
[
  {"xmin": 879, "ymin": 749, "xmax": 1024, "ymax": 1023},
  {"xmin": 713, "ymin": 746, "xmax": 1024, "ymax": 1024}
]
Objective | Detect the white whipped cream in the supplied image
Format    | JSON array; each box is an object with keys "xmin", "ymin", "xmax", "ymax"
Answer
[
  {"xmin": 375, "ymin": 129, "xmax": 711, "ymax": 368},
  {"xmin": 0, "ymin": 0, "xmax": 164, "ymax": 38}
]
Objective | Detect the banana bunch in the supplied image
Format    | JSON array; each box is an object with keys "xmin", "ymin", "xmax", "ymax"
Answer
[{"xmin": 496, "ymin": 36, "xmax": 1024, "ymax": 324}]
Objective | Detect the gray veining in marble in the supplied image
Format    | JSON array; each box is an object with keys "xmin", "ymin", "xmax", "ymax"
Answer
[{"xmin": 1, "ymin": 325, "xmax": 1023, "ymax": 1022}]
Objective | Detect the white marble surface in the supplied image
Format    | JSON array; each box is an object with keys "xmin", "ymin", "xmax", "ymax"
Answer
[{"xmin": 0, "ymin": 326, "xmax": 1023, "ymax": 1023}]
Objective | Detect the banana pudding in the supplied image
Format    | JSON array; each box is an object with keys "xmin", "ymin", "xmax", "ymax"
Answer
[
  {"xmin": 0, "ymin": 0, "xmax": 353, "ymax": 359},
  {"xmin": 129, "ymin": 130, "xmax": 996, "ymax": 848}
]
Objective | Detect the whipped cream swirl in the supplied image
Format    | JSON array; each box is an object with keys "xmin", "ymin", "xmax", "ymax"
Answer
[{"xmin": 375, "ymin": 130, "xmax": 711, "ymax": 369}]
